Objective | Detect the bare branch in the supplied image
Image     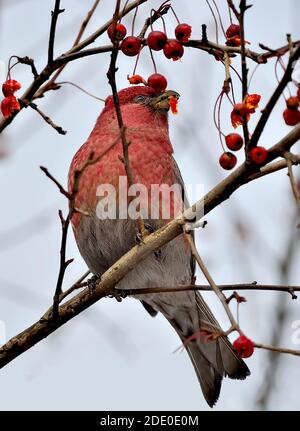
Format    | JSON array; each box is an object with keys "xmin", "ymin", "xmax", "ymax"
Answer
[
  {"xmin": 185, "ymin": 233, "xmax": 239, "ymax": 330},
  {"xmin": 40, "ymin": 166, "xmax": 71, "ymax": 199},
  {"xmin": 29, "ymin": 102, "xmax": 67, "ymax": 135},
  {"xmin": 115, "ymin": 283, "xmax": 300, "ymax": 297},
  {"xmin": 255, "ymin": 342, "xmax": 300, "ymax": 357},
  {"xmin": 250, "ymin": 45, "xmax": 300, "ymax": 148},
  {"xmin": 48, "ymin": 0, "xmax": 64, "ymax": 64}
]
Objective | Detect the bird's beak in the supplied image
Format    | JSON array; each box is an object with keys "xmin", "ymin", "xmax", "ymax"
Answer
[{"xmin": 147, "ymin": 90, "xmax": 180, "ymax": 112}]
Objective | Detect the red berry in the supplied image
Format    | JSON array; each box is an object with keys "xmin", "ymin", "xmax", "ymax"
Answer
[
  {"xmin": 147, "ymin": 73, "xmax": 167, "ymax": 92},
  {"xmin": 163, "ymin": 40, "xmax": 184, "ymax": 61},
  {"xmin": 225, "ymin": 133, "xmax": 244, "ymax": 151},
  {"xmin": 286, "ymin": 96, "xmax": 300, "ymax": 110},
  {"xmin": 249, "ymin": 146, "xmax": 268, "ymax": 164},
  {"xmin": 175, "ymin": 23, "xmax": 192, "ymax": 43},
  {"xmin": 219, "ymin": 152, "xmax": 237, "ymax": 170},
  {"xmin": 233, "ymin": 335, "xmax": 254, "ymax": 358},
  {"xmin": 147, "ymin": 31, "xmax": 167, "ymax": 51},
  {"xmin": 233, "ymin": 102, "xmax": 249, "ymax": 117},
  {"xmin": 1, "ymin": 95, "xmax": 20, "ymax": 117},
  {"xmin": 226, "ymin": 23, "xmax": 240, "ymax": 38},
  {"xmin": 121, "ymin": 36, "xmax": 142, "ymax": 56},
  {"xmin": 297, "ymin": 86, "xmax": 300, "ymax": 99},
  {"xmin": 283, "ymin": 108, "xmax": 300, "ymax": 126},
  {"xmin": 2, "ymin": 79, "xmax": 21, "ymax": 97},
  {"xmin": 107, "ymin": 23, "xmax": 127, "ymax": 42}
]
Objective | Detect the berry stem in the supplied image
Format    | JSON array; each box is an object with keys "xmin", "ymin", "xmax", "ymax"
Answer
[
  {"xmin": 148, "ymin": 46, "xmax": 157, "ymax": 73},
  {"xmin": 131, "ymin": 0, "xmax": 140, "ymax": 35},
  {"xmin": 211, "ymin": 0, "xmax": 227, "ymax": 37},
  {"xmin": 169, "ymin": 5, "xmax": 180, "ymax": 24},
  {"xmin": 132, "ymin": 48, "xmax": 142, "ymax": 75},
  {"xmin": 205, "ymin": 0, "xmax": 219, "ymax": 44},
  {"xmin": 119, "ymin": 0, "xmax": 130, "ymax": 24},
  {"xmin": 213, "ymin": 91, "xmax": 226, "ymax": 151}
]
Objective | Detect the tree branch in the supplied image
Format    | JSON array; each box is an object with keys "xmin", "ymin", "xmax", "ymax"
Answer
[
  {"xmin": 48, "ymin": 0, "xmax": 64, "ymax": 64},
  {"xmin": 0, "ymin": 123, "xmax": 299, "ymax": 368},
  {"xmin": 29, "ymin": 102, "xmax": 67, "ymax": 135},
  {"xmin": 115, "ymin": 283, "xmax": 300, "ymax": 297}
]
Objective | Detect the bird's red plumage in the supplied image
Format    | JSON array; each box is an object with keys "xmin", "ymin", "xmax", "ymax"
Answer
[{"xmin": 69, "ymin": 86, "xmax": 178, "ymax": 227}]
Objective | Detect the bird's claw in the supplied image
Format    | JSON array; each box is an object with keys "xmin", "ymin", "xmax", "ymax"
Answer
[{"xmin": 87, "ymin": 274, "xmax": 100, "ymax": 291}]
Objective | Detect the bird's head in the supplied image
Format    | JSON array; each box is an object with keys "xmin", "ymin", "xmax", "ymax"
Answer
[{"xmin": 104, "ymin": 86, "xmax": 180, "ymax": 114}]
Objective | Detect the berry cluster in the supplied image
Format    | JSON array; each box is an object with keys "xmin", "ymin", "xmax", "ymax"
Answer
[
  {"xmin": 219, "ymin": 94, "xmax": 268, "ymax": 170},
  {"xmin": 107, "ymin": 22, "xmax": 192, "ymax": 61},
  {"xmin": 283, "ymin": 89, "xmax": 300, "ymax": 126},
  {"xmin": 1, "ymin": 79, "xmax": 21, "ymax": 118}
]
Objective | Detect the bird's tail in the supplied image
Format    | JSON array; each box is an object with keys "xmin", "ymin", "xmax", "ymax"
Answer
[{"xmin": 163, "ymin": 292, "xmax": 250, "ymax": 407}]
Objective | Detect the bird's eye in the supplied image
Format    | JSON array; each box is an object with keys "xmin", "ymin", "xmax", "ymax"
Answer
[{"xmin": 134, "ymin": 95, "xmax": 146, "ymax": 103}]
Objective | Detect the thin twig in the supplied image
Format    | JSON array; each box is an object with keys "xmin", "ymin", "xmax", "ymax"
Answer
[
  {"xmin": 227, "ymin": 0, "xmax": 240, "ymax": 20},
  {"xmin": 52, "ymin": 211, "xmax": 73, "ymax": 318},
  {"xmin": 57, "ymin": 81, "xmax": 105, "ymax": 102},
  {"xmin": 115, "ymin": 283, "xmax": 300, "ymax": 296},
  {"xmin": 185, "ymin": 232, "xmax": 239, "ymax": 330},
  {"xmin": 13, "ymin": 56, "xmax": 38, "ymax": 78},
  {"xmin": 285, "ymin": 153, "xmax": 300, "ymax": 224},
  {"xmin": 254, "ymin": 342, "xmax": 300, "ymax": 357},
  {"xmin": 29, "ymin": 102, "xmax": 67, "ymax": 135},
  {"xmin": 48, "ymin": 0, "xmax": 64, "ymax": 64},
  {"xmin": 106, "ymin": 0, "xmax": 146, "ymax": 237},
  {"xmin": 59, "ymin": 270, "xmax": 90, "ymax": 302},
  {"xmin": 138, "ymin": 2, "xmax": 171, "ymax": 38},
  {"xmin": 39, "ymin": 0, "xmax": 102, "ymax": 99},
  {"xmin": 239, "ymin": 0, "xmax": 250, "ymax": 151},
  {"xmin": 250, "ymin": 45, "xmax": 300, "ymax": 148}
]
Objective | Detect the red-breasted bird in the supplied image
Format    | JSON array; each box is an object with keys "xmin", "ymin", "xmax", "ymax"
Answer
[{"xmin": 68, "ymin": 86, "xmax": 250, "ymax": 406}]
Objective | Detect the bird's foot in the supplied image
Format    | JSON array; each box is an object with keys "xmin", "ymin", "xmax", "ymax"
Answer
[{"xmin": 87, "ymin": 274, "xmax": 100, "ymax": 291}]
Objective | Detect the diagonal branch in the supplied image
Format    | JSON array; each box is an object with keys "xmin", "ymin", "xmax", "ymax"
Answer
[{"xmin": 0, "ymin": 124, "xmax": 299, "ymax": 368}]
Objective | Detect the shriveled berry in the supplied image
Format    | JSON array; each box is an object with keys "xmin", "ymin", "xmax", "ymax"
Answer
[
  {"xmin": 147, "ymin": 73, "xmax": 167, "ymax": 92},
  {"xmin": 225, "ymin": 23, "xmax": 240, "ymax": 38},
  {"xmin": 163, "ymin": 40, "xmax": 184, "ymax": 61},
  {"xmin": 233, "ymin": 335, "xmax": 254, "ymax": 358},
  {"xmin": 286, "ymin": 96, "xmax": 300, "ymax": 110},
  {"xmin": 283, "ymin": 108, "xmax": 300, "ymax": 126},
  {"xmin": 1, "ymin": 95, "xmax": 20, "ymax": 117},
  {"xmin": 226, "ymin": 35, "xmax": 242, "ymax": 47},
  {"xmin": 233, "ymin": 102, "xmax": 249, "ymax": 117},
  {"xmin": 249, "ymin": 146, "xmax": 268, "ymax": 164},
  {"xmin": 2, "ymin": 79, "xmax": 21, "ymax": 97},
  {"xmin": 127, "ymin": 74, "xmax": 146, "ymax": 85},
  {"xmin": 219, "ymin": 152, "xmax": 237, "ymax": 170},
  {"xmin": 121, "ymin": 36, "xmax": 142, "ymax": 56},
  {"xmin": 225, "ymin": 133, "xmax": 244, "ymax": 151},
  {"xmin": 175, "ymin": 23, "xmax": 192, "ymax": 43},
  {"xmin": 107, "ymin": 23, "xmax": 127, "ymax": 41},
  {"xmin": 147, "ymin": 31, "xmax": 167, "ymax": 51}
]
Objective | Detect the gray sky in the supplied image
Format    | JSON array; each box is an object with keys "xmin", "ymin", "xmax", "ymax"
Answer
[{"xmin": 0, "ymin": 0, "xmax": 299, "ymax": 410}]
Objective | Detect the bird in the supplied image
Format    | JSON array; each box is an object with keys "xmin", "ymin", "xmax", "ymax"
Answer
[{"xmin": 68, "ymin": 85, "xmax": 250, "ymax": 407}]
